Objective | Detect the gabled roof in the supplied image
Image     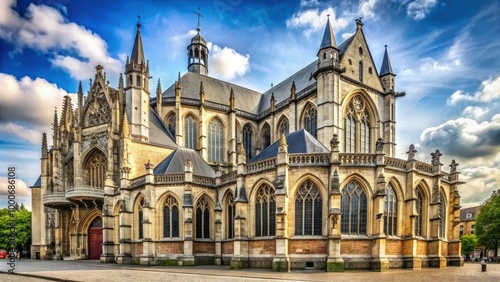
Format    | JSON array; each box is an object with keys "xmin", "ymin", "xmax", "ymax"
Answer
[
  {"xmin": 154, "ymin": 147, "xmax": 215, "ymax": 178},
  {"xmin": 460, "ymin": 206, "xmax": 481, "ymax": 222},
  {"xmin": 249, "ymin": 129, "xmax": 329, "ymax": 163},
  {"xmin": 380, "ymin": 45, "xmax": 394, "ymax": 76},
  {"xmin": 163, "ymin": 72, "xmax": 262, "ymax": 115},
  {"xmin": 148, "ymin": 107, "xmax": 177, "ymax": 148},
  {"xmin": 30, "ymin": 175, "xmax": 41, "ymax": 188}
]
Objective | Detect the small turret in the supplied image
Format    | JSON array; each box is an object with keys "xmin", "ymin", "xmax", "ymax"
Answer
[
  {"xmin": 52, "ymin": 108, "xmax": 59, "ymax": 149},
  {"xmin": 42, "ymin": 132, "xmax": 48, "ymax": 159},
  {"xmin": 379, "ymin": 45, "xmax": 395, "ymax": 93},
  {"xmin": 317, "ymin": 15, "xmax": 339, "ymax": 70},
  {"xmin": 187, "ymin": 6, "xmax": 209, "ymax": 75}
]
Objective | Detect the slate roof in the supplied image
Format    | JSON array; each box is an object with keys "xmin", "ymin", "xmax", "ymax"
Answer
[
  {"xmin": 163, "ymin": 72, "xmax": 262, "ymax": 115},
  {"xmin": 154, "ymin": 147, "xmax": 216, "ymax": 178},
  {"xmin": 259, "ymin": 36, "xmax": 354, "ymax": 113},
  {"xmin": 460, "ymin": 206, "xmax": 481, "ymax": 222},
  {"xmin": 148, "ymin": 107, "xmax": 177, "ymax": 148},
  {"xmin": 131, "ymin": 24, "xmax": 145, "ymax": 64},
  {"xmin": 249, "ymin": 129, "xmax": 329, "ymax": 163},
  {"xmin": 319, "ymin": 17, "xmax": 337, "ymax": 50},
  {"xmin": 380, "ymin": 45, "xmax": 394, "ymax": 76},
  {"xmin": 31, "ymin": 175, "xmax": 41, "ymax": 188}
]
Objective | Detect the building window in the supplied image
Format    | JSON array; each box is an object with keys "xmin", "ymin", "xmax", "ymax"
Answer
[
  {"xmin": 466, "ymin": 212, "xmax": 472, "ymax": 220},
  {"xmin": 459, "ymin": 225, "xmax": 464, "ymax": 237},
  {"xmin": 384, "ymin": 183, "xmax": 397, "ymax": 236},
  {"xmin": 262, "ymin": 124, "xmax": 271, "ymax": 149},
  {"xmin": 84, "ymin": 149, "xmax": 106, "ymax": 187},
  {"xmin": 163, "ymin": 196, "xmax": 179, "ymax": 238},
  {"xmin": 226, "ymin": 192, "xmax": 235, "ymax": 239},
  {"xmin": 359, "ymin": 61, "xmax": 363, "ymax": 82},
  {"xmin": 195, "ymin": 196, "xmax": 210, "ymax": 239},
  {"xmin": 303, "ymin": 105, "xmax": 317, "ymax": 138},
  {"xmin": 295, "ymin": 180, "xmax": 322, "ymax": 236},
  {"xmin": 439, "ymin": 194, "xmax": 445, "ymax": 238},
  {"xmin": 167, "ymin": 114, "xmax": 176, "ymax": 137},
  {"xmin": 368, "ymin": 67, "xmax": 373, "ymax": 75},
  {"xmin": 137, "ymin": 198, "xmax": 145, "ymax": 240},
  {"xmin": 471, "ymin": 224, "xmax": 475, "ymax": 235},
  {"xmin": 344, "ymin": 95, "xmax": 371, "ymax": 153},
  {"xmin": 208, "ymin": 119, "xmax": 224, "ymax": 163},
  {"xmin": 359, "ymin": 47, "xmax": 363, "ymax": 56},
  {"xmin": 255, "ymin": 184, "xmax": 276, "ymax": 237},
  {"xmin": 341, "ymin": 181, "xmax": 367, "ymax": 235},
  {"xmin": 136, "ymin": 75, "xmax": 141, "ymax": 87},
  {"xmin": 184, "ymin": 115, "xmax": 197, "ymax": 149},
  {"xmin": 243, "ymin": 124, "xmax": 253, "ymax": 158},
  {"xmin": 415, "ymin": 189, "xmax": 424, "ymax": 237},
  {"xmin": 278, "ymin": 117, "xmax": 289, "ymax": 137}
]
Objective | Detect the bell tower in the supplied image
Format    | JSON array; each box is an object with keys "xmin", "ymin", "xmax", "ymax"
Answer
[
  {"xmin": 125, "ymin": 18, "xmax": 150, "ymax": 141},
  {"xmin": 187, "ymin": 6, "xmax": 209, "ymax": 75}
]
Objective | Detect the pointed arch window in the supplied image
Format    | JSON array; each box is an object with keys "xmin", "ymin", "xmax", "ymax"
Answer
[
  {"xmin": 184, "ymin": 115, "xmax": 197, "ymax": 149},
  {"xmin": 137, "ymin": 198, "xmax": 145, "ymax": 240},
  {"xmin": 438, "ymin": 194, "xmax": 445, "ymax": 238},
  {"xmin": 84, "ymin": 150, "xmax": 106, "ymax": 187},
  {"xmin": 384, "ymin": 183, "xmax": 397, "ymax": 236},
  {"xmin": 359, "ymin": 61, "xmax": 363, "ymax": 82},
  {"xmin": 344, "ymin": 95, "xmax": 371, "ymax": 153},
  {"xmin": 341, "ymin": 181, "xmax": 367, "ymax": 235},
  {"xmin": 278, "ymin": 117, "xmax": 289, "ymax": 137},
  {"xmin": 303, "ymin": 105, "xmax": 317, "ymax": 138},
  {"xmin": 208, "ymin": 119, "xmax": 224, "ymax": 163},
  {"xmin": 163, "ymin": 196, "xmax": 179, "ymax": 238},
  {"xmin": 295, "ymin": 180, "xmax": 322, "ymax": 236},
  {"xmin": 226, "ymin": 192, "xmax": 235, "ymax": 239},
  {"xmin": 196, "ymin": 197, "xmax": 210, "ymax": 239},
  {"xmin": 243, "ymin": 124, "xmax": 253, "ymax": 158},
  {"xmin": 255, "ymin": 184, "xmax": 276, "ymax": 237},
  {"xmin": 136, "ymin": 75, "xmax": 141, "ymax": 87},
  {"xmin": 167, "ymin": 114, "xmax": 176, "ymax": 137},
  {"xmin": 262, "ymin": 124, "xmax": 271, "ymax": 149},
  {"xmin": 415, "ymin": 189, "xmax": 424, "ymax": 237}
]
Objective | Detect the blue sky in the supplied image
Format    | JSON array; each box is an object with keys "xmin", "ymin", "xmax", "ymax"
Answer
[{"xmin": 0, "ymin": 0, "xmax": 499, "ymax": 210}]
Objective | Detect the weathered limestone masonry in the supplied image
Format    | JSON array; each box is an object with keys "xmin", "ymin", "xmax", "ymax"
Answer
[{"xmin": 31, "ymin": 16, "xmax": 464, "ymax": 272}]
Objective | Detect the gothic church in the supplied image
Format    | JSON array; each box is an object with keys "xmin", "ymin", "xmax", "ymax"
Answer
[{"xmin": 31, "ymin": 15, "xmax": 465, "ymax": 271}]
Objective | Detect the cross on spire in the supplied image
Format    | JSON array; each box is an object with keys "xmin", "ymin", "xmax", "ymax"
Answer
[
  {"xmin": 193, "ymin": 5, "xmax": 203, "ymax": 31},
  {"xmin": 137, "ymin": 14, "xmax": 141, "ymax": 29}
]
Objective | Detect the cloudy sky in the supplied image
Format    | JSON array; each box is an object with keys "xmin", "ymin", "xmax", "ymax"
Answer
[{"xmin": 0, "ymin": 0, "xmax": 499, "ymax": 210}]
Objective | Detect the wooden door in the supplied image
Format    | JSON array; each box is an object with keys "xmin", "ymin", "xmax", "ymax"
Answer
[{"xmin": 88, "ymin": 217, "xmax": 103, "ymax": 259}]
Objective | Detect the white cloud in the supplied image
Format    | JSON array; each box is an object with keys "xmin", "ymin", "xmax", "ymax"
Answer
[
  {"xmin": 447, "ymin": 75, "xmax": 500, "ymax": 105},
  {"xmin": 406, "ymin": 0, "xmax": 438, "ymax": 20},
  {"xmin": 462, "ymin": 106, "xmax": 488, "ymax": 120},
  {"xmin": 0, "ymin": 73, "xmax": 73, "ymax": 127},
  {"xmin": 359, "ymin": 0, "xmax": 379, "ymax": 20},
  {"xmin": 300, "ymin": 0, "xmax": 320, "ymax": 7},
  {"xmin": 419, "ymin": 57, "xmax": 450, "ymax": 71},
  {"xmin": 0, "ymin": 176, "xmax": 31, "ymax": 198},
  {"xmin": 286, "ymin": 7, "xmax": 349, "ymax": 36},
  {"xmin": 208, "ymin": 43, "xmax": 250, "ymax": 80},
  {"xmin": 0, "ymin": 0, "xmax": 121, "ymax": 79},
  {"xmin": 0, "ymin": 122, "xmax": 42, "ymax": 145},
  {"xmin": 341, "ymin": 32, "xmax": 354, "ymax": 40}
]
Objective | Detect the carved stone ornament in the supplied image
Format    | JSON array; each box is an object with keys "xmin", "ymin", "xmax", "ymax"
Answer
[
  {"xmin": 406, "ymin": 144, "xmax": 417, "ymax": 161},
  {"xmin": 431, "ymin": 149, "xmax": 442, "ymax": 166},
  {"xmin": 376, "ymin": 137, "xmax": 384, "ymax": 153},
  {"xmin": 275, "ymin": 175, "xmax": 285, "ymax": 190},
  {"xmin": 144, "ymin": 159, "xmax": 154, "ymax": 170},
  {"xmin": 449, "ymin": 159, "xmax": 459, "ymax": 173},
  {"xmin": 330, "ymin": 133, "xmax": 340, "ymax": 151},
  {"xmin": 84, "ymin": 87, "xmax": 111, "ymax": 127}
]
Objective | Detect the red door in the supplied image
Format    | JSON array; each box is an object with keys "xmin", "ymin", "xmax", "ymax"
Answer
[{"xmin": 88, "ymin": 217, "xmax": 103, "ymax": 260}]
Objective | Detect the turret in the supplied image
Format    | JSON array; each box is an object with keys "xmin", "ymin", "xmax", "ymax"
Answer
[
  {"xmin": 187, "ymin": 7, "xmax": 209, "ymax": 75},
  {"xmin": 125, "ymin": 19, "xmax": 150, "ymax": 141},
  {"xmin": 156, "ymin": 78, "xmax": 162, "ymax": 117},
  {"xmin": 379, "ymin": 45, "xmax": 395, "ymax": 93},
  {"xmin": 317, "ymin": 15, "xmax": 339, "ymax": 70}
]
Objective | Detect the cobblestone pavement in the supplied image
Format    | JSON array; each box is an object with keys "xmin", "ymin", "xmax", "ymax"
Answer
[{"xmin": 1, "ymin": 260, "xmax": 499, "ymax": 282}]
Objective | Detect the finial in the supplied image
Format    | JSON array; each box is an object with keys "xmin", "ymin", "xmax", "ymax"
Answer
[
  {"xmin": 137, "ymin": 14, "xmax": 141, "ymax": 29},
  {"xmin": 385, "ymin": 44, "xmax": 388, "ymax": 49},
  {"xmin": 327, "ymin": 14, "xmax": 330, "ymax": 18},
  {"xmin": 177, "ymin": 71, "xmax": 181, "ymax": 82},
  {"xmin": 193, "ymin": 5, "xmax": 203, "ymax": 32}
]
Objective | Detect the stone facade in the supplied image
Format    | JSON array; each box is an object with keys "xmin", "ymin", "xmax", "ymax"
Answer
[{"xmin": 31, "ymin": 17, "xmax": 464, "ymax": 271}]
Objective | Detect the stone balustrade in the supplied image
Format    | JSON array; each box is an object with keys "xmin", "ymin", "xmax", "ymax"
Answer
[
  {"xmin": 246, "ymin": 158, "xmax": 276, "ymax": 173},
  {"xmin": 289, "ymin": 154, "xmax": 329, "ymax": 166},
  {"xmin": 66, "ymin": 186, "xmax": 104, "ymax": 200},
  {"xmin": 339, "ymin": 153, "xmax": 375, "ymax": 166},
  {"xmin": 43, "ymin": 192, "xmax": 70, "ymax": 207}
]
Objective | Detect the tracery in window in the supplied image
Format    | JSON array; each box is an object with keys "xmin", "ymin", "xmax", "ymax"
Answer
[
  {"xmin": 384, "ymin": 183, "xmax": 397, "ymax": 236},
  {"xmin": 208, "ymin": 119, "xmax": 224, "ymax": 163},
  {"xmin": 415, "ymin": 189, "xmax": 424, "ymax": 237},
  {"xmin": 243, "ymin": 124, "xmax": 253, "ymax": 158},
  {"xmin": 262, "ymin": 124, "xmax": 271, "ymax": 149},
  {"xmin": 226, "ymin": 192, "xmax": 235, "ymax": 239},
  {"xmin": 167, "ymin": 114, "xmax": 176, "ymax": 137},
  {"xmin": 344, "ymin": 95, "xmax": 371, "ymax": 153},
  {"xmin": 184, "ymin": 115, "xmax": 197, "ymax": 149},
  {"xmin": 438, "ymin": 194, "xmax": 445, "ymax": 238},
  {"xmin": 341, "ymin": 181, "xmax": 367, "ymax": 235},
  {"xmin": 255, "ymin": 184, "xmax": 276, "ymax": 237},
  {"xmin": 196, "ymin": 196, "xmax": 210, "ymax": 239},
  {"xmin": 163, "ymin": 195, "xmax": 179, "ymax": 238},
  {"xmin": 278, "ymin": 117, "xmax": 289, "ymax": 137},
  {"xmin": 303, "ymin": 105, "xmax": 317, "ymax": 138},
  {"xmin": 295, "ymin": 180, "xmax": 322, "ymax": 236},
  {"xmin": 84, "ymin": 150, "xmax": 106, "ymax": 187}
]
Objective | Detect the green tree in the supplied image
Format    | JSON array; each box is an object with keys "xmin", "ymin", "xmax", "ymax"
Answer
[
  {"xmin": 475, "ymin": 189, "xmax": 500, "ymax": 258},
  {"xmin": 461, "ymin": 235, "xmax": 478, "ymax": 256},
  {"xmin": 0, "ymin": 207, "xmax": 32, "ymax": 251}
]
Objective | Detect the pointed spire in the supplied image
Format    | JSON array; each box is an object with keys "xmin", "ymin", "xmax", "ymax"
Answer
[
  {"xmin": 42, "ymin": 132, "xmax": 48, "ymax": 158},
  {"xmin": 380, "ymin": 45, "xmax": 394, "ymax": 76},
  {"xmin": 319, "ymin": 15, "xmax": 337, "ymax": 51},
  {"xmin": 156, "ymin": 78, "xmax": 162, "ymax": 97},
  {"xmin": 199, "ymin": 81, "xmax": 205, "ymax": 103},
  {"xmin": 130, "ymin": 18, "xmax": 145, "ymax": 65},
  {"xmin": 229, "ymin": 87, "xmax": 235, "ymax": 111},
  {"xmin": 118, "ymin": 73, "xmax": 124, "ymax": 89}
]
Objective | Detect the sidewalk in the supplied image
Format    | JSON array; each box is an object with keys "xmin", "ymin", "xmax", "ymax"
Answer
[{"xmin": 1, "ymin": 260, "xmax": 499, "ymax": 282}]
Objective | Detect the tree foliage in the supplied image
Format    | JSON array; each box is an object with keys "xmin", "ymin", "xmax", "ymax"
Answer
[
  {"xmin": 0, "ymin": 207, "xmax": 32, "ymax": 251},
  {"xmin": 475, "ymin": 189, "xmax": 500, "ymax": 257},
  {"xmin": 460, "ymin": 235, "xmax": 477, "ymax": 255}
]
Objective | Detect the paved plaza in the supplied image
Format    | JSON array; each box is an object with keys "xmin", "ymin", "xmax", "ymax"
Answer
[{"xmin": 1, "ymin": 260, "xmax": 499, "ymax": 282}]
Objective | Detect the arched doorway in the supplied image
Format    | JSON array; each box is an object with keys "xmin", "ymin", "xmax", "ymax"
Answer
[{"xmin": 88, "ymin": 217, "xmax": 103, "ymax": 259}]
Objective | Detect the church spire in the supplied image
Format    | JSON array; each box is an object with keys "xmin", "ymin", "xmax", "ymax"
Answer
[
  {"xmin": 380, "ymin": 45, "xmax": 394, "ymax": 76},
  {"xmin": 187, "ymin": 6, "xmax": 209, "ymax": 75},
  {"xmin": 319, "ymin": 15, "xmax": 337, "ymax": 52},
  {"xmin": 130, "ymin": 16, "xmax": 145, "ymax": 65}
]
